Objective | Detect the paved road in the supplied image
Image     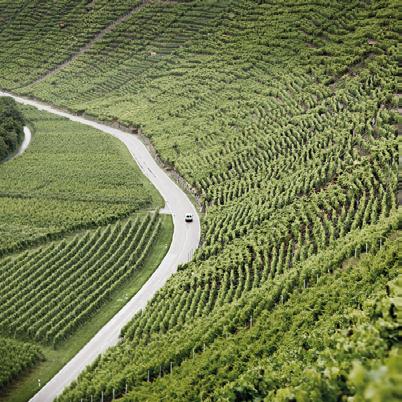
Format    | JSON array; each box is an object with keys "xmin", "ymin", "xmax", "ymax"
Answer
[
  {"xmin": 0, "ymin": 91, "xmax": 201, "ymax": 402},
  {"xmin": 17, "ymin": 127, "xmax": 32, "ymax": 158}
]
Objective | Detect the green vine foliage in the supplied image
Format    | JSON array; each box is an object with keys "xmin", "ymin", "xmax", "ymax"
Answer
[{"xmin": 0, "ymin": 0, "xmax": 399, "ymax": 400}]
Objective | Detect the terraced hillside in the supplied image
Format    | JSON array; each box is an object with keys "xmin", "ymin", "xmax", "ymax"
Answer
[
  {"xmin": 0, "ymin": 0, "xmax": 146, "ymax": 89},
  {"xmin": 0, "ymin": 105, "xmax": 172, "ymax": 401},
  {"xmin": 0, "ymin": 0, "xmax": 400, "ymax": 401},
  {"xmin": 0, "ymin": 106, "xmax": 160, "ymax": 256}
]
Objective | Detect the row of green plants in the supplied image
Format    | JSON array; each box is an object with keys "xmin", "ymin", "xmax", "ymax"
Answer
[
  {"xmin": 0, "ymin": 105, "xmax": 161, "ymax": 255},
  {"xmin": 57, "ymin": 214, "xmax": 399, "ymax": 401},
  {"xmin": 0, "ymin": 337, "xmax": 43, "ymax": 390},
  {"xmin": 0, "ymin": 213, "xmax": 161, "ymax": 346},
  {"xmin": 119, "ymin": 233, "xmax": 400, "ymax": 401},
  {"xmin": 122, "ymin": 152, "xmax": 396, "ymax": 345},
  {"xmin": 0, "ymin": 0, "xmax": 398, "ymax": 399}
]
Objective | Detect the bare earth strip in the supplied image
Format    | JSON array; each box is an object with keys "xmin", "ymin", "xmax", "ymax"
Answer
[{"xmin": 0, "ymin": 90, "xmax": 201, "ymax": 402}]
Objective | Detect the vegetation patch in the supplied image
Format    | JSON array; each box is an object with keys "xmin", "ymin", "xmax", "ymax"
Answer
[
  {"xmin": 0, "ymin": 0, "xmax": 399, "ymax": 400},
  {"xmin": 0, "ymin": 97, "xmax": 24, "ymax": 161},
  {"xmin": 0, "ymin": 105, "xmax": 162, "ymax": 255},
  {"xmin": 0, "ymin": 337, "xmax": 43, "ymax": 391}
]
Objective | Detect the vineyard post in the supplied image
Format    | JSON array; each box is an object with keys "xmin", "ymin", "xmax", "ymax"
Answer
[
  {"xmin": 113, "ymin": 389, "xmax": 115, "ymax": 400},
  {"xmin": 125, "ymin": 383, "xmax": 128, "ymax": 393},
  {"xmin": 250, "ymin": 314, "xmax": 253, "ymax": 328},
  {"xmin": 192, "ymin": 347, "xmax": 195, "ymax": 359},
  {"xmin": 365, "ymin": 243, "xmax": 368, "ymax": 253},
  {"xmin": 159, "ymin": 365, "xmax": 162, "ymax": 377},
  {"xmin": 147, "ymin": 370, "xmax": 150, "ymax": 382},
  {"xmin": 101, "ymin": 391, "xmax": 104, "ymax": 402},
  {"xmin": 91, "ymin": 396, "xmax": 93, "ymax": 402},
  {"xmin": 170, "ymin": 361, "xmax": 173, "ymax": 375}
]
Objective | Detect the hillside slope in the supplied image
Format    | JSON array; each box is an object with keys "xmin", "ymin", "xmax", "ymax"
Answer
[
  {"xmin": 0, "ymin": 0, "xmax": 399, "ymax": 401},
  {"xmin": 0, "ymin": 105, "xmax": 161, "ymax": 255},
  {"xmin": 0, "ymin": 105, "xmax": 170, "ymax": 402}
]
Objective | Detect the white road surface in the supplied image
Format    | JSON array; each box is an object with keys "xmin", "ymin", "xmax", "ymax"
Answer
[
  {"xmin": 17, "ymin": 126, "xmax": 32, "ymax": 158},
  {"xmin": 0, "ymin": 91, "xmax": 201, "ymax": 402}
]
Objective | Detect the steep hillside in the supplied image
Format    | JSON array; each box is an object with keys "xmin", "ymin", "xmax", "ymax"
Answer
[
  {"xmin": 0, "ymin": 0, "xmax": 399, "ymax": 401},
  {"xmin": 0, "ymin": 106, "xmax": 171, "ymax": 402},
  {"xmin": 62, "ymin": 224, "xmax": 400, "ymax": 401},
  {"xmin": 0, "ymin": 0, "xmax": 145, "ymax": 89},
  {"xmin": 0, "ymin": 106, "xmax": 161, "ymax": 256}
]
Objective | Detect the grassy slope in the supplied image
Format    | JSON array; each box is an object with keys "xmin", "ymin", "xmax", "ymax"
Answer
[
  {"xmin": 0, "ymin": 105, "xmax": 162, "ymax": 255},
  {"xmin": 121, "ymin": 232, "xmax": 400, "ymax": 402},
  {"xmin": 0, "ymin": 102, "xmax": 172, "ymax": 399},
  {"xmin": 0, "ymin": 0, "xmax": 399, "ymax": 400},
  {"xmin": 0, "ymin": 214, "xmax": 172, "ymax": 402}
]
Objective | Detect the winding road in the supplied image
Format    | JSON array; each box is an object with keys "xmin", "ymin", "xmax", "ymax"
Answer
[{"xmin": 0, "ymin": 91, "xmax": 201, "ymax": 402}]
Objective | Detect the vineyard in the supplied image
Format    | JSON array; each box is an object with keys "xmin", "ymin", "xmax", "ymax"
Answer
[
  {"xmin": 0, "ymin": 0, "xmax": 400, "ymax": 400},
  {"xmin": 0, "ymin": 213, "xmax": 163, "ymax": 346},
  {"xmin": 0, "ymin": 105, "xmax": 161, "ymax": 256},
  {"xmin": 0, "ymin": 102, "xmax": 172, "ymax": 399},
  {"xmin": 0, "ymin": 337, "xmax": 42, "ymax": 390},
  {"xmin": 59, "ymin": 220, "xmax": 400, "ymax": 401},
  {"xmin": 0, "ymin": 0, "xmax": 144, "ymax": 89}
]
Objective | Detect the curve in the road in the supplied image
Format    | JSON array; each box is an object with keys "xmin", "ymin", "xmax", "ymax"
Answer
[{"xmin": 0, "ymin": 91, "xmax": 201, "ymax": 402}]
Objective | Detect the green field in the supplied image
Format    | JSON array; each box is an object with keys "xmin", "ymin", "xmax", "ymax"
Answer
[
  {"xmin": 0, "ymin": 104, "xmax": 172, "ymax": 400},
  {"xmin": 0, "ymin": 214, "xmax": 162, "ymax": 345},
  {"xmin": 0, "ymin": 105, "xmax": 162, "ymax": 256},
  {"xmin": 0, "ymin": 0, "xmax": 400, "ymax": 401}
]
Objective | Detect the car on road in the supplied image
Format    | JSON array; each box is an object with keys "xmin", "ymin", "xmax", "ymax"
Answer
[{"xmin": 185, "ymin": 213, "xmax": 193, "ymax": 222}]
